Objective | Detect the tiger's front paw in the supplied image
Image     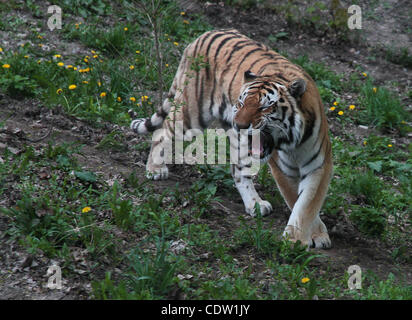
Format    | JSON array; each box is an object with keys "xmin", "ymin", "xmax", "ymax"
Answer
[
  {"xmin": 312, "ymin": 232, "xmax": 332, "ymax": 249},
  {"xmin": 146, "ymin": 166, "xmax": 169, "ymax": 180},
  {"xmin": 246, "ymin": 200, "xmax": 273, "ymax": 217},
  {"xmin": 282, "ymin": 225, "xmax": 311, "ymax": 248}
]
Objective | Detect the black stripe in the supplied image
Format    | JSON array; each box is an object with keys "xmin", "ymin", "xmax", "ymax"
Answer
[
  {"xmin": 225, "ymin": 40, "xmax": 255, "ymax": 64},
  {"xmin": 257, "ymin": 62, "xmax": 278, "ymax": 74},
  {"xmin": 288, "ymin": 113, "xmax": 295, "ymax": 127},
  {"xmin": 214, "ymin": 35, "xmax": 240, "ymax": 61},
  {"xmin": 228, "ymin": 47, "xmax": 266, "ymax": 99},
  {"xmin": 219, "ymin": 94, "xmax": 228, "ymax": 118},
  {"xmin": 145, "ymin": 119, "xmax": 156, "ymax": 132},
  {"xmin": 276, "ymin": 72, "xmax": 288, "ymax": 82},
  {"xmin": 220, "ymin": 41, "xmax": 258, "ymax": 82},
  {"xmin": 183, "ymin": 105, "xmax": 191, "ymax": 130},
  {"xmin": 209, "ymin": 35, "xmax": 241, "ymax": 117},
  {"xmin": 279, "ymin": 156, "xmax": 298, "ymax": 171},
  {"xmin": 272, "ymin": 158, "xmax": 299, "ymax": 178},
  {"xmin": 196, "ymin": 31, "xmax": 214, "ymax": 56},
  {"xmin": 198, "ymin": 73, "xmax": 207, "ymax": 128},
  {"xmin": 300, "ymin": 164, "xmax": 323, "ymax": 181},
  {"xmin": 281, "ymin": 106, "xmax": 287, "ymax": 121},
  {"xmin": 247, "ymin": 56, "xmax": 268, "ymax": 72},
  {"xmin": 302, "ymin": 134, "xmax": 326, "ymax": 168},
  {"xmin": 157, "ymin": 108, "xmax": 168, "ymax": 119},
  {"xmin": 299, "ymin": 111, "xmax": 316, "ymax": 145},
  {"xmin": 205, "ymin": 32, "xmax": 237, "ymax": 80},
  {"xmin": 193, "ymin": 34, "xmax": 204, "ymax": 103}
]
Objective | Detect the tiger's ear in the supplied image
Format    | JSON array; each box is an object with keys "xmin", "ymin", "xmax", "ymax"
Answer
[
  {"xmin": 244, "ymin": 70, "xmax": 258, "ymax": 83},
  {"xmin": 288, "ymin": 78, "xmax": 306, "ymax": 98}
]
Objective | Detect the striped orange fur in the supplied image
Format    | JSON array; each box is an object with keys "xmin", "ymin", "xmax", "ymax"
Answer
[{"xmin": 131, "ymin": 29, "xmax": 333, "ymax": 248}]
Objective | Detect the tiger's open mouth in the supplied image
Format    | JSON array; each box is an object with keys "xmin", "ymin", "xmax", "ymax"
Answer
[{"xmin": 248, "ymin": 130, "xmax": 275, "ymax": 160}]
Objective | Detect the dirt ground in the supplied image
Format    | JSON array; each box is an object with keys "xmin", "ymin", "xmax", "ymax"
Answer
[{"xmin": 0, "ymin": 0, "xmax": 411, "ymax": 299}]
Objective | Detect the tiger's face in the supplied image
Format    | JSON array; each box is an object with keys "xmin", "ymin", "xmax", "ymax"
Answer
[{"xmin": 233, "ymin": 71, "xmax": 306, "ymax": 162}]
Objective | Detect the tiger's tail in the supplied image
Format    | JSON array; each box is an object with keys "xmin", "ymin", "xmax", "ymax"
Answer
[{"xmin": 130, "ymin": 96, "xmax": 171, "ymax": 135}]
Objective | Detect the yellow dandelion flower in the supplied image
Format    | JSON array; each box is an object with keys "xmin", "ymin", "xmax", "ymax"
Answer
[
  {"xmin": 84, "ymin": 58, "xmax": 89, "ymax": 63},
  {"xmin": 56, "ymin": 88, "xmax": 63, "ymax": 94},
  {"xmin": 97, "ymin": 81, "xmax": 101, "ymax": 87},
  {"xmin": 67, "ymin": 65, "xmax": 73, "ymax": 69},
  {"xmin": 117, "ymin": 97, "xmax": 122, "ymax": 102},
  {"xmin": 165, "ymin": 63, "xmax": 169, "ymax": 67},
  {"xmin": 362, "ymin": 72, "xmax": 367, "ymax": 77},
  {"xmin": 124, "ymin": 27, "xmax": 128, "ymax": 31},
  {"xmin": 130, "ymin": 97, "xmax": 136, "ymax": 102},
  {"xmin": 91, "ymin": 50, "xmax": 96, "ymax": 54},
  {"xmin": 363, "ymin": 140, "xmax": 367, "ymax": 146},
  {"xmin": 57, "ymin": 62, "xmax": 64, "ymax": 67},
  {"xmin": 173, "ymin": 42, "xmax": 179, "ymax": 46},
  {"xmin": 373, "ymin": 87, "xmax": 377, "ymax": 93},
  {"xmin": 73, "ymin": 67, "xmax": 77, "ymax": 71},
  {"xmin": 129, "ymin": 65, "xmax": 135, "ymax": 70},
  {"xmin": 2, "ymin": 64, "xmax": 10, "ymax": 69},
  {"xmin": 338, "ymin": 111, "xmax": 344, "ymax": 116},
  {"xmin": 135, "ymin": 50, "xmax": 140, "ymax": 54},
  {"xmin": 68, "ymin": 84, "xmax": 77, "ymax": 90},
  {"xmin": 180, "ymin": 11, "xmax": 185, "ymax": 15},
  {"xmin": 387, "ymin": 144, "xmax": 392, "ymax": 148},
  {"xmin": 24, "ymin": 55, "xmax": 29, "ymax": 59},
  {"xmin": 93, "ymin": 55, "xmax": 98, "ymax": 58},
  {"xmin": 82, "ymin": 81, "xmax": 89, "ymax": 84},
  {"xmin": 100, "ymin": 92, "xmax": 106, "ymax": 97},
  {"xmin": 349, "ymin": 105, "xmax": 355, "ymax": 110},
  {"xmin": 0, "ymin": 48, "xmax": 3, "ymax": 52},
  {"xmin": 82, "ymin": 206, "xmax": 92, "ymax": 213},
  {"xmin": 54, "ymin": 54, "xmax": 62, "ymax": 58},
  {"xmin": 333, "ymin": 101, "xmax": 339, "ymax": 106},
  {"xmin": 301, "ymin": 277, "xmax": 310, "ymax": 284},
  {"xmin": 183, "ymin": 20, "xmax": 189, "ymax": 24},
  {"xmin": 329, "ymin": 106, "xmax": 336, "ymax": 111}
]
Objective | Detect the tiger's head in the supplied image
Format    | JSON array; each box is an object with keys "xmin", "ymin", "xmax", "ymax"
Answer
[{"xmin": 233, "ymin": 71, "xmax": 306, "ymax": 162}]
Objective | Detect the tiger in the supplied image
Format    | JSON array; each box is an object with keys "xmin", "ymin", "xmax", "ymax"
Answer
[{"xmin": 130, "ymin": 29, "xmax": 333, "ymax": 249}]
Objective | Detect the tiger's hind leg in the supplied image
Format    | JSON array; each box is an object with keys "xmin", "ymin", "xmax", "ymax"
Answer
[
  {"xmin": 145, "ymin": 131, "xmax": 171, "ymax": 180},
  {"xmin": 145, "ymin": 99, "xmax": 182, "ymax": 180}
]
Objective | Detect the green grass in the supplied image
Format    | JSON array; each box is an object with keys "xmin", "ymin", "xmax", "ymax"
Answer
[{"xmin": 358, "ymin": 80, "xmax": 410, "ymax": 132}]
